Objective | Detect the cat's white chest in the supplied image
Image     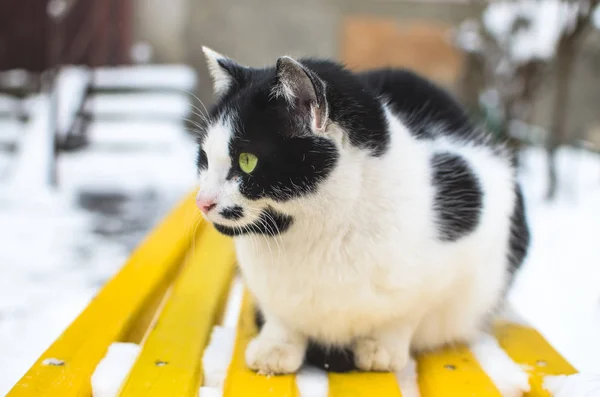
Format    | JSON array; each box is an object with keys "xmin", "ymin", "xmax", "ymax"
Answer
[{"xmin": 234, "ymin": 228, "xmax": 422, "ymax": 344}]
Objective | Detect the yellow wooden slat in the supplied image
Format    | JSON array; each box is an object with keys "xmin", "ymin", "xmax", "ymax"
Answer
[
  {"xmin": 222, "ymin": 292, "xmax": 299, "ymax": 397},
  {"xmin": 119, "ymin": 224, "xmax": 236, "ymax": 397},
  {"xmin": 328, "ymin": 372, "xmax": 402, "ymax": 397},
  {"xmin": 417, "ymin": 344, "xmax": 503, "ymax": 397},
  {"xmin": 494, "ymin": 322, "xmax": 577, "ymax": 397},
  {"xmin": 8, "ymin": 191, "xmax": 202, "ymax": 397}
]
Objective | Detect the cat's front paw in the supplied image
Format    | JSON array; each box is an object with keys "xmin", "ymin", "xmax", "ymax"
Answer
[
  {"xmin": 354, "ymin": 338, "xmax": 409, "ymax": 372},
  {"xmin": 245, "ymin": 336, "xmax": 305, "ymax": 375}
]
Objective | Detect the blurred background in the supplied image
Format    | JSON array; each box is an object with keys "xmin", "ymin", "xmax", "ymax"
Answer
[{"xmin": 1, "ymin": 0, "xmax": 599, "ymax": 393}]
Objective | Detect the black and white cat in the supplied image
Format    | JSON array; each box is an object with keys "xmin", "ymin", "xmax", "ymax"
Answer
[{"xmin": 195, "ymin": 47, "xmax": 530, "ymax": 375}]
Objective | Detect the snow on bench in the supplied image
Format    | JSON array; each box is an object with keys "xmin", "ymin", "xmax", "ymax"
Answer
[
  {"xmin": 55, "ymin": 67, "xmax": 92, "ymax": 140},
  {"xmin": 86, "ymin": 120, "xmax": 190, "ymax": 148},
  {"xmin": 0, "ymin": 69, "xmax": 31, "ymax": 91},
  {"xmin": 92, "ymin": 65, "xmax": 197, "ymax": 92},
  {"xmin": 85, "ymin": 92, "xmax": 191, "ymax": 120},
  {"xmin": 6, "ymin": 193, "xmax": 587, "ymax": 397},
  {"xmin": 59, "ymin": 146, "xmax": 197, "ymax": 193},
  {"xmin": 0, "ymin": 119, "xmax": 21, "ymax": 147},
  {"xmin": 0, "ymin": 94, "xmax": 20, "ymax": 115},
  {"xmin": 6, "ymin": 95, "xmax": 53, "ymax": 193}
]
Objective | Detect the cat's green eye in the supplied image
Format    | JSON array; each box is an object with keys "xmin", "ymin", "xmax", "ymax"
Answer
[{"xmin": 239, "ymin": 152, "xmax": 258, "ymax": 174}]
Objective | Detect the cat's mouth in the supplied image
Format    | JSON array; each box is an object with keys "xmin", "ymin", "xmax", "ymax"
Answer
[{"xmin": 211, "ymin": 207, "xmax": 294, "ymax": 237}]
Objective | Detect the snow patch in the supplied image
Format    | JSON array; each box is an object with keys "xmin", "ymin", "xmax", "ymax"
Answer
[
  {"xmin": 594, "ymin": 5, "xmax": 600, "ymax": 29},
  {"xmin": 201, "ymin": 278, "xmax": 244, "ymax": 390},
  {"xmin": 221, "ymin": 277, "xmax": 245, "ymax": 329},
  {"xmin": 7, "ymin": 95, "xmax": 53, "ymax": 193},
  {"xmin": 296, "ymin": 366, "xmax": 329, "ymax": 397},
  {"xmin": 0, "ymin": 69, "xmax": 29, "ymax": 88},
  {"xmin": 544, "ymin": 373, "xmax": 600, "ymax": 396},
  {"xmin": 471, "ymin": 334, "xmax": 530, "ymax": 397},
  {"xmin": 86, "ymin": 120, "xmax": 188, "ymax": 149},
  {"xmin": 0, "ymin": 119, "xmax": 21, "ymax": 146},
  {"xmin": 455, "ymin": 19, "xmax": 483, "ymax": 53},
  {"xmin": 130, "ymin": 41, "xmax": 154, "ymax": 64},
  {"xmin": 56, "ymin": 67, "xmax": 91, "ymax": 138},
  {"xmin": 91, "ymin": 342, "xmax": 140, "ymax": 397},
  {"xmin": 202, "ymin": 326, "xmax": 237, "ymax": 388},
  {"xmin": 483, "ymin": 0, "xmax": 583, "ymax": 63},
  {"xmin": 509, "ymin": 147, "xmax": 600, "ymax": 372},
  {"xmin": 0, "ymin": 94, "xmax": 19, "ymax": 114},
  {"xmin": 59, "ymin": 130, "xmax": 197, "ymax": 193},
  {"xmin": 199, "ymin": 386, "xmax": 223, "ymax": 397},
  {"xmin": 0, "ymin": 100, "xmax": 198, "ymax": 395},
  {"xmin": 396, "ymin": 358, "xmax": 420, "ymax": 397},
  {"xmin": 42, "ymin": 358, "xmax": 65, "ymax": 366},
  {"xmin": 85, "ymin": 92, "xmax": 191, "ymax": 119},
  {"xmin": 93, "ymin": 65, "xmax": 196, "ymax": 91},
  {"xmin": 0, "ymin": 152, "xmax": 12, "ymax": 181}
]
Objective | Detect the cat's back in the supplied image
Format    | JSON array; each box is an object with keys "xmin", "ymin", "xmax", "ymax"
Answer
[
  {"xmin": 356, "ymin": 67, "xmax": 522, "ymax": 270},
  {"xmin": 357, "ymin": 68, "xmax": 482, "ymax": 144}
]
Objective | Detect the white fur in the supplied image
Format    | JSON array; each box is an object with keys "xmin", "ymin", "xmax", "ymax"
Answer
[
  {"xmin": 202, "ymin": 47, "xmax": 235, "ymax": 98},
  {"xmin": 197, "ymin": 101, "xmax": 517, "ymax": 374},
  {"xmin": 196, "ymin": 116, "xmax": 263, "ymax": 227}
]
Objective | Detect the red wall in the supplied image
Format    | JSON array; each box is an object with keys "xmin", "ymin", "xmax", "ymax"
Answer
[{"xmin": 0, "ymin": 0, "xmax": 133, "ymax": 72}]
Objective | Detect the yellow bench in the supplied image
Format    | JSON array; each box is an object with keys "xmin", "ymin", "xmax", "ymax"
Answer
[{"xmin": 7, "ymin": 192, "xmax": 577, "ymax": 397}]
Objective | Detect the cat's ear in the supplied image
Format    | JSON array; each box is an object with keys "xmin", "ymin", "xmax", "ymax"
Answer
[
  {"xmin": 273, "ymin": 56, "xmax": 328, "ymax": 133},
  {"xmin": 202, "ymin": 46, "xmax": 250, "ymax": 98}
]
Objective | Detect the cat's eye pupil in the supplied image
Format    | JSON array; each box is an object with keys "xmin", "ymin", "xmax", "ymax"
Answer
[{"xmin": 239, "ymin": 152, "xmax": 258, "ymax": 174}]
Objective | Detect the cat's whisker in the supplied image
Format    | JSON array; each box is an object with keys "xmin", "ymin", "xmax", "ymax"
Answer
[
  {"xmin": 190, "ymin": 216, "xmax": 203, "ymax": 256},
  {"xmin": 256, "ymin": 213, "xmax": 282, "ymax": 264},
  {"xmin": 187, "ymin": 105, "xmax": 209, "ymax": 125},
  {"xmin": 256, "ymin": 218, "xmax": 275, "ymax": 263},
  {"xmin": 258, "ymin": 216, "xmax": 279, "ymax": 254},
  {"xmin": 181, "ymin": 117, "xmax": 207, "ymax": 133},
  {"xmin": 232, "ymin": 210, "xmax": 259, "ymax": 257},
  {"xmin": 183, "ymin": 88, "xmax": 210, "ymax": 117},
  {"xmin": 261, "ymin": 210, "xmax": 286, "ymax": 262},
  {"xmin": 176, "ymin": 87, "xmax": 210, "ymax": 118},
  {"xmin": 245, "ymin": 229, "xmax": 257, "ymax": 257}
]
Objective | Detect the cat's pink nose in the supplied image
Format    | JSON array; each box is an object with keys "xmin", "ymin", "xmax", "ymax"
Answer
[{"xmin": 197, "ymin": 198, "xmax": 217, "ymax": 214}]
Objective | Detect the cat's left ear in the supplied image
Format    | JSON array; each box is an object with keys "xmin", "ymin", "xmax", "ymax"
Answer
[
  {"xmin": 273, "ymin": 56, "xmax": 329, "ymax": 133},
  {"xmin": 202, "ymin": 46, "xmax": 251, "ymax": 98}
]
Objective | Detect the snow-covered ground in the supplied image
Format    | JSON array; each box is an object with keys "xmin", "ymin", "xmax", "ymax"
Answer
[
  {"xmin": 1, "ymin": 92, "xmax": 600, "ymax": 395},
  {"xmin": 510, "ymin": 147, "xmax": 600, "ymax": 372},
  {"xmin": 0, "ymin": 93, "xmax": 199, "ymax": 393}
]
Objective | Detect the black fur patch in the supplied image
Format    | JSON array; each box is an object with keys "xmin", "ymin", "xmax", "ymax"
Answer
[
  {"xmin": 255, "ymin": 307, "xmax": 356, "ymax": 373},
  {"xmin": 216, "ymin": 58, "xmax": 254, "ymax": 98},
  {"xmin": 304, "ymin": 343, "xmax": 356, "ymax": 373},
  {"xmin": 196, "ymin": 149, "xmax": 208, "ymax": 170},
  {"xmin": 431, "ymin": 152, "xmax": 483, "ymax": 241},
  {"xmin": 220, "ymin": 205, "xmax": 244, "ymax": 220},
  {"xmin": 213, "ymin": 207, "xmax": 293, "ymax": 237},
  {"xmin": 202, "ymin": 58, "xmax": 390, "ymax": 174},
  {"xmin": 201, "ymin": 65, "xmax": 340, "ymax": 205},
  {"xmin": 301, "ymin": 59, "xmax": 390, "ymax": 157},
  {"xmin": 358, "ymin": 68, "xmax": 491, "ymax": 146},
  {"xmin": 228, "ymin": 102, "xmax": 339, "ymax": 202},
  {"xmin": 508, "ymin": 185, "xmax": 530, "ymax": 273}
]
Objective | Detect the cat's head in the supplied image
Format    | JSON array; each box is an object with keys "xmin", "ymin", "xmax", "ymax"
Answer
[{"xmin": 195, "ymin": 47, "xmax": 386, "ymax": 237}]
